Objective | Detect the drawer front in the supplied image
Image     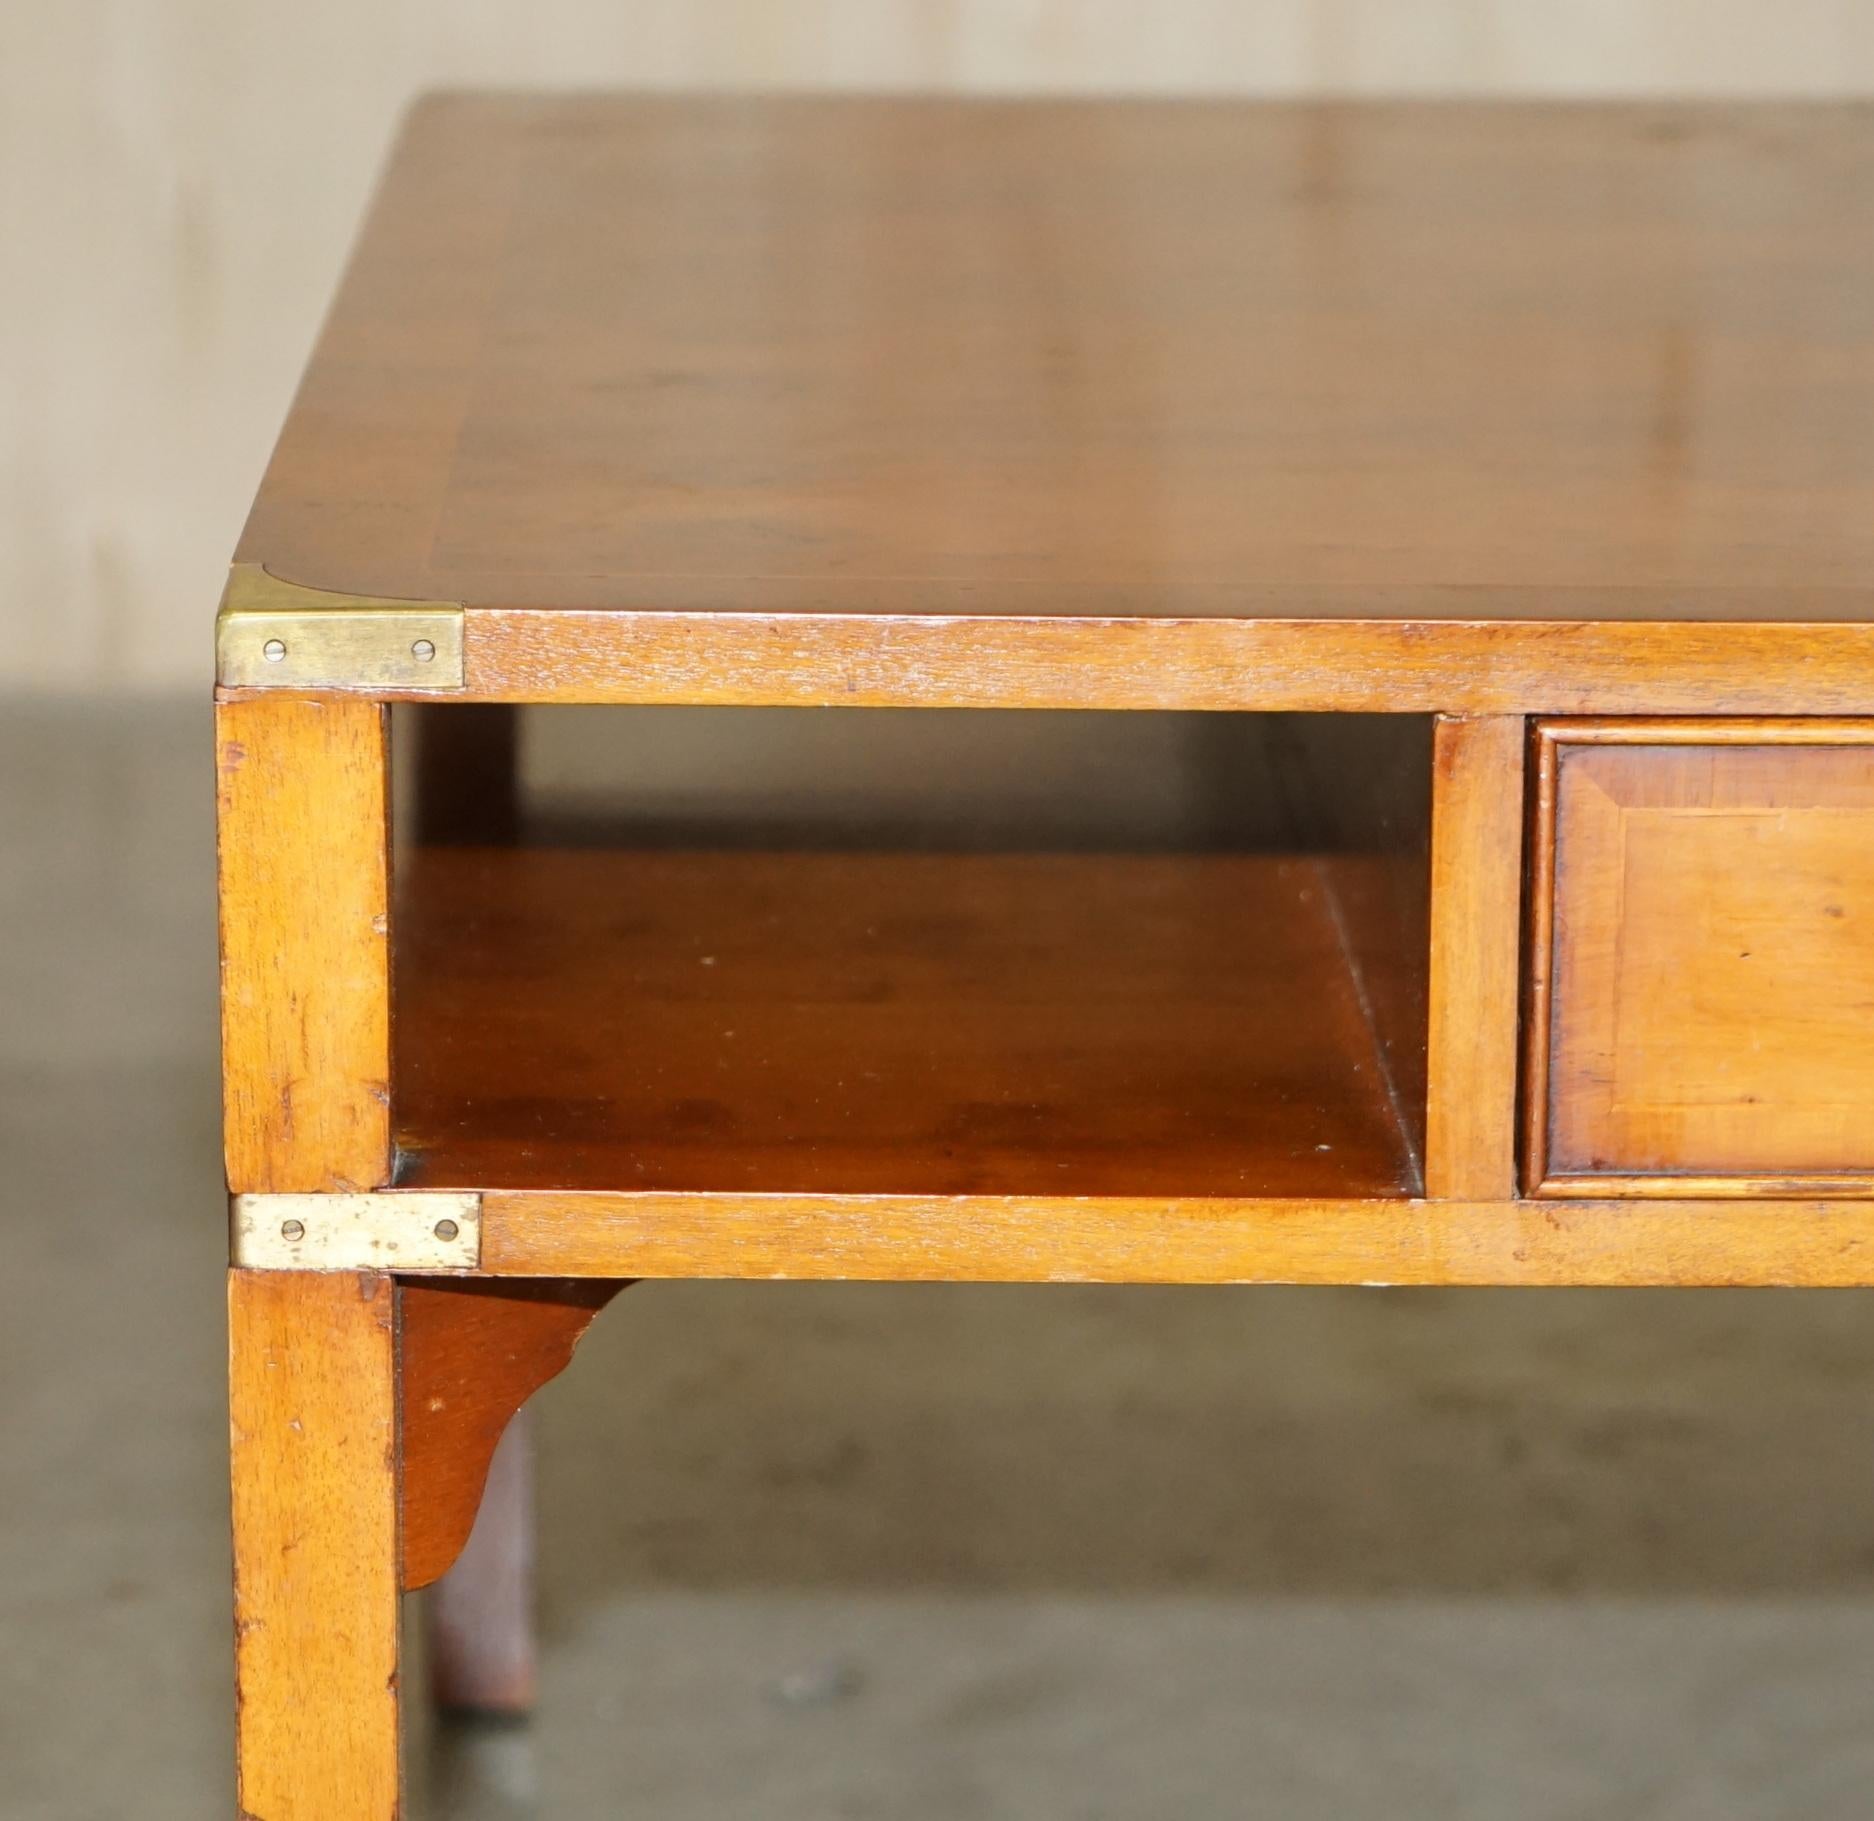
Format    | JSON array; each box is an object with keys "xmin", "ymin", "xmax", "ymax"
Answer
[{"xmin": 1527, "ymin": 721, "xmax": 1874, "ymax": 1196}]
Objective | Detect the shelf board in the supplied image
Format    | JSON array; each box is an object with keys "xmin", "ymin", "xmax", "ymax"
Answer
[{"xmin": 393, "ymin": 848, "xmax": 1420, "ymax": 1199}]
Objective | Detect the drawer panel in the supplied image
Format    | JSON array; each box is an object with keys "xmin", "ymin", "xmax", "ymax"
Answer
[{"xmin": 1527, "ymin": 721, "xmax": 1874, "ymax": 1196}]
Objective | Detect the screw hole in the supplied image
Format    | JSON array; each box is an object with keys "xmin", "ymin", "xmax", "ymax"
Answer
[
  {"xmin": 280, "ymin": 1218, "xmax": 306, "ymax": 1242},
  {"xmin": 433, "ymin": 1218, "xmax": 460, "ymax": 1242},
  {"xmin": 411, "ymin": 638, "xmax": 437, "ymax": 662},
  {"xmin": 262, "ymin": 638, "xmax": 288, "ymax": 662}
]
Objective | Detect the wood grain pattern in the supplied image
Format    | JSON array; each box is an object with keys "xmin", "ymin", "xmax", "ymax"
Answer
[
  {"xmin": 392, "ymin": 847, "xmax": 1420, "ymax": 1198},
  {"xmin": 230, "ymin": 1269, "xmax": 400, "ymax": 1819},
  {"xmin": 400, "ymin": 1277, "xmax": 623, "ymax": 1591},
  {"xmin": 217, "ymin": 696, "xmax": 391, "ymax": 1192},
  {"xmin": 447, "ymin": 611, "xmax": 1874, "ymax": 716},
  {"xmin": 1424, "ymin": 717, "xmax": 1524, "ymax": 1198},
  {"xmin": 225, "ymin": 98, "xmax": 1874, "ymax": 709},
  {"xmin": 478, "ymin": 1190, "xmax": 1874, "ymax": 1289},
  {"xmin": 242, "ymin": 98, "xmax": 1874, "ymax": 623},
  {"xmin": 1529, "ymin": 719, "xmax": 1874, "ymax": 1195},
  {"xmin": 208, "ymin": 100, "xmax": 1874, "ymax": 1818}
]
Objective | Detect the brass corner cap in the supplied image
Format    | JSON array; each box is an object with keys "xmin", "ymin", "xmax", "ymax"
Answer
[
  {"xmin": 216, "ymin": 563, "xmax": 465, "ymax": 691},
  {"xmin": 230, "ymin": 1191, "xmax": 482, "ymax": 1270}
]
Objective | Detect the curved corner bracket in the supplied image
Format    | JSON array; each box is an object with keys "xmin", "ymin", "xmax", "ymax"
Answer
[
  {"xmin": 399, "ymin": 1277, "xmax": 629, "ymax": 1590},
  {"xmin": 216, "ymin": 562, "xmax": 465, "ymax": 691}
]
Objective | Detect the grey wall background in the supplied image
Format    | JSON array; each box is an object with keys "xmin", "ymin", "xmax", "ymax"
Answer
[{"xmin": 8, "ymin": 0, "xmax": 1874, "ymax": 694}]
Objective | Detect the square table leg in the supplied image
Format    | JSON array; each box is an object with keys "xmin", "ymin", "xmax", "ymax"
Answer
[{"xmin": 230, "ymin": 1268, "xmax": 403, "ymax": 1816}]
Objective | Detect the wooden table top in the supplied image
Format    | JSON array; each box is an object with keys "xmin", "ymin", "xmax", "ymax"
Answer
[{"xmin": 238, "ymin": 95, "xmax": 1874, "ymax": 631}]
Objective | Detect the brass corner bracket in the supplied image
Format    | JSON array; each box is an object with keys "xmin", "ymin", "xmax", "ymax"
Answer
[
  {"xmin": 231, "ymin": 1191, "xmax": 482, "ymax": 1270},
  {"xmin": 216, "ymin": 564, "xmax": 465, "ymax": 691}
]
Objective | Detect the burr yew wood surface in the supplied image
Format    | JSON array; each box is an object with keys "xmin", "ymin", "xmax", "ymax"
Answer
[
  {"xmin": 1529, "ymin": 722, "xmax": 1874, "ymax": 1195},
  {"xmin": 392, "ymin": 846, "xmax": 1421, "ymax": 1199},
  {"xmin": 239, "ymin": 96, "xmax": 1874, "ymax": 632}
]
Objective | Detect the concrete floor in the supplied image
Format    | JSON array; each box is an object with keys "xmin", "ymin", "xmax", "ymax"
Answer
[{"xmin": 8, "ymin": 701, "xmax": 1874, "ymax": 1818}]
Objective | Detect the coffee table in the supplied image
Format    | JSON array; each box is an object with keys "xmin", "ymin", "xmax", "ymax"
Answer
[{"xmin": 217, "ymin": 95, "xmax": 1874, "ymax": 1814}]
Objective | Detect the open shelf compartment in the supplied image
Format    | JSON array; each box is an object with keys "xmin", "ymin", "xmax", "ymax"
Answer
[{"xmin": 390, "ymin": 709, "xmax": 1432, "ymax": 1202}]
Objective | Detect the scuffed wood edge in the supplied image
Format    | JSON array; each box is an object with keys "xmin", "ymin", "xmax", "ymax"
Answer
[
  {"xmin": 477, "ymin": 1190, "xmax": 1874, "ymax": 1288},
  {"xmin": 217, "ymin": 696, "xmax": 392, "ymax": 1193},
  {"xmin": 435, "ymin": 611, "xmax": 1874, "ymax": 714}
]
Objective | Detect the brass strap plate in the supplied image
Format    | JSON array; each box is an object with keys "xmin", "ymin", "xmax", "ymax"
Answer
[
  {"xmin": 231, "ymin": 1192, "xmax": 481, "ymax": 1270},
  {"xmin": 216, "ymin": 564, "xmax": 465, "ymax": 690}
]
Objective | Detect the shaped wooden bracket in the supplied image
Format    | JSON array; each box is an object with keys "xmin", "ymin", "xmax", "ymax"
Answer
[{"xmin": 399, "ymin": 1277, "xmax": 630, "ymax": 1590}]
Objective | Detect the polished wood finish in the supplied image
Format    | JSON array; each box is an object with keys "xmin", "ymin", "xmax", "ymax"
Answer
[
  {"xmin": 230, "ymin": 98, "xmax": 1874, "ymax": 712},
  {"xmin": 218, "ymin": 100, "xmax": 1874, "ymax": 1809},
  {"xmin": 216, "ymin": 696, "xmax": 391, "ymax": 1192},
  {"xmin": 393, "ymin": 846, "xmax": 1421, "ymax": 1199},
  {"xmin": 1528, "ymin": 720, "xmax": 1874, "ymax": 1196},
  {"xmin": 1424, "ymin": 717, "xmax": 1524, "ymax": 1198},
  {"xmin": 449, "ymin": 614, "xmax": 1874, "ymax": 715},
  {"xmin": 478, "ymin": 1190, "xmax": 1874, "ymax": 1289},
  {"xmin": 230, "ymin": 1269, "xmax": 400, "ymax": 1818},
  {"xmin": 400, "ymin": 1276, "xmax": 624, "ymax": 1591},
  {"xmin": 245, "ymin": 97, "xmax": 1874, "ymax": 622}
]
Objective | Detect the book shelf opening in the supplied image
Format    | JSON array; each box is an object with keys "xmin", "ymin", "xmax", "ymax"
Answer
[{"xmin": 390, "ymin": 708, "xmax": 1432, "ymax": 1199}]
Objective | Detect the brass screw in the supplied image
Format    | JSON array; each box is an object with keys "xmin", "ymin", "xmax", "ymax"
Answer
[
  {"xmin": 263, "ymin": 638, "xmax": 288, "ymax": 662},
  {"xmin": 280, "ymin": 1218, "xmax": 306, "ymax": 1242},
  {"xmin": 434, "ymin": 1218, "xmax": 460, "ymax": 1242},
  {"xmin": 411, "ymin": 638, "xmax": 437, "ymax": 662}
]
